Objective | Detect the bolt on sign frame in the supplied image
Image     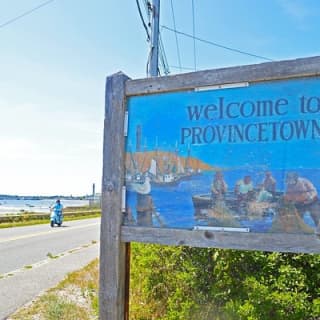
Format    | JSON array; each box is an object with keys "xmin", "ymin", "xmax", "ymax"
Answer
[{"xmin": 100, "ymin": 56, "xmax": 320, "ymax": 320}]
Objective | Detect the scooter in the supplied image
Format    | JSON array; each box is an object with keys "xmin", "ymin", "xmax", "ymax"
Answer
[{"xmin": 50, "ymin": 209, "xmax": 63, "ymax": 227}]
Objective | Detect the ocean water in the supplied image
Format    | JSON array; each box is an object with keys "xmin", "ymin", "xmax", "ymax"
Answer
[
  {"xmin": 0, "ymin": 199, "xmax": 89, "ymax": 215},
  {"xmin": 126, "ymin": 168, "xmax": 320, "ymax": 232}
]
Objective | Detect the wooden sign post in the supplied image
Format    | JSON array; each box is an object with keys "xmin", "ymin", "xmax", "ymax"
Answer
[
  {"xmin": 99, "ymin": 72, "xmax": 130, "ymax": 320},
  {"xmin": 100, "ymin": 56, "xmax": 320, "ymax": 319}
]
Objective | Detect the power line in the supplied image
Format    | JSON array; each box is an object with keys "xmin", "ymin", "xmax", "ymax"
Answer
[
  {"xmin": 140, "ymin": 1, "xmax": 170, "ymax": 76},
  {"xmin": 191, "ymin": 0, "xmax": 196, "ymax": 70},
  {"xmin": 137, "ymin": 0, "xmax": 152, "ymax": 76},
  {"xmin": 149, "ymin": 0, "xmax": 169, "ymax": 75},
  {"xmin": 0, "ymin": 0, "xmax": 56, "ymax": 29},
  {"xmin": 162, "ymin": 25, "xmax": 273, "ymax": 62},
  {"xmin": 159, "ymin": 32, "xmax": 170, "ymax": 75},
  {"xmin": 170, "ymin": 0, "xmax": 182, "ymax": 72},
  {"xmin": 142, "ymin": 0, "xmax": 151, "ymax": 22},
  {"xmin": 142, "ymin": 0, "xmax": 149, "ymax": 14},
  {"xmin": 136, "ymin": 0, "xmax": 150, "ymax": 41}
]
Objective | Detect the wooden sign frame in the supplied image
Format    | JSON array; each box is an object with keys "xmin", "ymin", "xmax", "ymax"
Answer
[{"xmin": 99, "ymin": 57, "xmax": 320, "ymax": 319}]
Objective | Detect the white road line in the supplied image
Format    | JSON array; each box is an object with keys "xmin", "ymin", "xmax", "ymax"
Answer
[
  {"xmin": 0, "ymin": 241, "xmax": 99, "ymax": 280},
  {"xmin": 0, "ymin": 222, "xmax": 100, "ymax": 244}
]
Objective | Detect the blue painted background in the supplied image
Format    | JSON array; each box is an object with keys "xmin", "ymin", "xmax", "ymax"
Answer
[
  {"xmin": 127, "ymin": 77, "xmax": 320, "ymax": 169},
  {"xmin": 125, "ymin": 77, "xmax": 320, "ymax": 232}
]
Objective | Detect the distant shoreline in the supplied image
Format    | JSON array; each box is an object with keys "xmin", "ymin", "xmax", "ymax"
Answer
[
  {"xmin": 0, "ymin": 195, "xmax": 88, "ymax": 201},
  {"xmin": 0, "ymin": 198, "xmax": 91, "ymax": 215}
]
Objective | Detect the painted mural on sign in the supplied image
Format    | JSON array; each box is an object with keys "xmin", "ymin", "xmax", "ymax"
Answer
[{"xmin": 124, "ymin": 77, "xmax": 320, "ymax": 235}]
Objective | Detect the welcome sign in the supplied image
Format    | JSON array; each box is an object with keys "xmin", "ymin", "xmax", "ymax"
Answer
[
  {"xmin": 100, "ymin": 59, "xmax": 320, "ymax": 320},
  {"xmin": 124, "ymin": 77, "xmax": 320, "ymax": 236},
  {"xmin": 100, "ymin": 58, "xmax": 320, "ymax": 320}
]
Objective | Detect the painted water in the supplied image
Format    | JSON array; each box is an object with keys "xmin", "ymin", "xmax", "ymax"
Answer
[{"xmin": 126, "ymin": 168, "xmax": 319, "ymax": 232}]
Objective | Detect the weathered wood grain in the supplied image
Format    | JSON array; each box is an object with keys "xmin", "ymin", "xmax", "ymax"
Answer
[
  {"xmin": 121, "ymin": 226, "xmax": 320, "ymax": 253},
  {"xmin": 126, "ymin": 56, "xmax": 320, "ymax": 96},
  {"xmin": 100, "ymin": 72, "xmax": 130, "ymax": 320}
]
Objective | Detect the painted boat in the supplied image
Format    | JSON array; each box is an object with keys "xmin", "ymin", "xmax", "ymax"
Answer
[
  {"xmin": 192, "ymin": 190, "xmax": 317, "ymax": 211},
  {"xmin": 149, "ymin": 158, "xmax": 201, "ymax": 187},
  {"xmin": 192, "ymin": 192, "xmax": 240, "ymax": 210}
]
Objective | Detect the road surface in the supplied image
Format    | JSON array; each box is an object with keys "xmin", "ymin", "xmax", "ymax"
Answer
[{"xmin": 0, "ymin": 218, "xmax": 100, "ymax": 319}]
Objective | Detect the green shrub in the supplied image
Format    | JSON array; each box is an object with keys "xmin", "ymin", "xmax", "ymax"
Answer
[{"xmin": 130, "ymin": 244, "xmax": 320, "ymax": 320}]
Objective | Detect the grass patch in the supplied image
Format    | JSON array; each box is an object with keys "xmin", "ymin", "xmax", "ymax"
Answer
[
  {"xmin": 65, "ymin": 213, "xmax": 101, "ymax": 221},
  {"xmin": 24, "ymin": 265, "xmax": 33, "ymax": 269},
  {"xmin": 64, "ymin": 205, "xmax": 100, "ymax": 212},
  {"xmin": 0, "ymin": 213, "xmax": 100, "ymax": 229},
  {"xmin": 47, "ymin": 252, "xmax": 59, "ymax": 259},
  {"xmin": 43, "ymin": 294, "xmax": 90, "ymax": 320},
  {"xmin": 0, "ymin": 219, "xmax": 51, "ymax": 229},
  {"xmin": 9, "ymin": 259, "xmax": 99, "ymax": 320},
  {"xmin": 10, "ymin": 294, "xmax": 91, "ymax": 320}
]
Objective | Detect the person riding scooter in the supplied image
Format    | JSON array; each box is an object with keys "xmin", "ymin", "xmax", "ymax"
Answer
[{"xmin": 50, "ymin": 199, "xmax": 63, "ymax": 227}]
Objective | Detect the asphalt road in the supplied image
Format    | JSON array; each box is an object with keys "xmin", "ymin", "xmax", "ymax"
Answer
[{"xmin": 0, "ymin": 218, "xmax": 100, "ymax": 319}]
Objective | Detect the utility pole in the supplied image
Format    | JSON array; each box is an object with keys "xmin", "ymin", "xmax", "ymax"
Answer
[{"xmin": 148, "ymin": 0, "xmax": 160, "ymax": 77}]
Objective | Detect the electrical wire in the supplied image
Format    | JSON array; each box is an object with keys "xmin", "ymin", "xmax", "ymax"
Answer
[
  {"xmin": 141, "ymin": 1, "xmax": 170, "ymax": 76},
  {"xmin": 147, "ymin": 1, "xmax": 169, "ymax": 75},
  {"xmin": 143, "ymin": 0, "xmax": 152, "ymax": 24},
  {"xmin": 0, "ymin": 0, "xmax": 56, "ymax": 29},
  {"xmin": 137, "ymin": 0, "xmax": 152, "ymax": 75},
  {"xmin": 159, "ymin": 32, "xmax": 170, "ymax": 75},
  {"xmin": 170, "ymin": 0, "xmax": 182, "ymax": 72},
  {"xmin": 162, "ymin": 25, "xmax": 273, "ymax": 62},
  {"xmin": 191, "ymin": 0, "xmax": 196, "ymax": 70},
  {"xmin": 136, "ymin": 0, "xmax": 150, "ymax": 40}
]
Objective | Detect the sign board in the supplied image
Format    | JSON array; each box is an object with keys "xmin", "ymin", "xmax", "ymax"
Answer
[
  {"xmin": 100, "ymin": 57, "xmax": 320, "ymax": 319},
  {"xmin": 120, "ymin": 57, "xmax": 320, "ymax": 253},
  {"xmin": 125, "ymin": 77, "xmax": 320, "ymax": 235}
]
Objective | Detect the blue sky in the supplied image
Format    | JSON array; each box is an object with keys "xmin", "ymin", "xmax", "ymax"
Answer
[{"xmin": 1, "ymin": 0, "xmax": 320, "ymax": 195}]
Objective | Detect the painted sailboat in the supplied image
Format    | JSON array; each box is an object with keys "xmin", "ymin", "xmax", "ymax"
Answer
[
  {"xmin": 147, "ymin": 143, "xmax": 203, "ymax": 186},
  {"xmin": 148, "ymin": 158, "xmax": 179, "ymax": 186}
]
